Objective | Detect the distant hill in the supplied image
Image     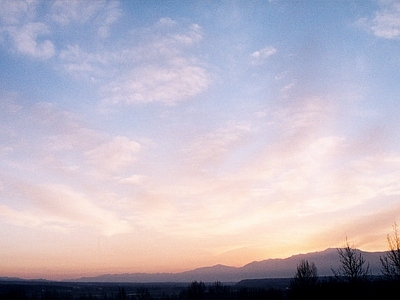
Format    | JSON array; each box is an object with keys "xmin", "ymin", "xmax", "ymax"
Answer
[
  {"xmin": 71, "ymin": 248, "xmax": 385, "ymax": 283},
  {"xmin": 0, "ymin": 276, "xmax": 27, "ymax": 282},
  {"xmin": 0, "ymin": 276, "xmax": 50, "ymax": 283}
]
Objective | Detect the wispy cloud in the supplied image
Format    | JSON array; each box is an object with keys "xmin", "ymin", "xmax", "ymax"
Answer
[
  {"xmin": 50, "ymin": 0, "xmax": 105, "ymax": 25},
  {"xmin": 0, "ymin": 99, "xmax": 143, "ymax": 221},
  {"xmin": 97, "ymin": 1, "xmax": 122, "ymax": 38},
  {"xmin": 0, "ymin": 204, "xmax": 42, "ymax": 228},
  {"xmin": 0, "ymin": 100, "xmax": 137, "ymax": 236},
  {"xmin": 182, "ymin": 121, "xmax": 253, "ymax": 171},
  {"xmin": 0, "ymin": 0, "xmax": 38, "ymax": 25},
  {"xmin": 1, "ymin": 2, "xmax": 210, "ymax": 104},
  {"xmin": 58, "ymin": 44, "xmax": 115, "ymax": 79},
  {"xmin": 0, "ymin": 0, "xmax": 121, "ymax": 59},
  {"xmin": 251, "ymin": 46, "xmax": 277, "ymax": 65},
  {"xmin": 50, "ymin": 0, "xmax": 122, "ymax": 38},
  {"xmin": 103, "ymin": 60, "xmax": 210, "ymax": 105},
  {"xmin": 1, "ymin": 0, "xmax": 400, "ymax": 277},
  {"xmin": 85, "ymin": 136, "xmax": 141, "ymax": 174},
  {"xmin": 54, "ymin": 16, "xmax": 211, "ymax": 105}
]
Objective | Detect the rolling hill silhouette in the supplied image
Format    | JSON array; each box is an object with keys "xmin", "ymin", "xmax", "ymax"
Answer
[{"xmin": 71, "ymin": 248, "xmax": 385, "ymax": 283}]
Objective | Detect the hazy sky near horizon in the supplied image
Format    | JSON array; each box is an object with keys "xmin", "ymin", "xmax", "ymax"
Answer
[{"xmin": 1, "ymin": 0, "xmax": 400, "ymax": 280}]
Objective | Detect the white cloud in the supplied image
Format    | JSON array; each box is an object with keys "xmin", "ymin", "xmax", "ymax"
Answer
[
  {"xmin": 360, "ymin": 1, "xmax": 400, "ymax": 39},
  {"xmin": 103, "ymin": 60, "xmax": 210, "ymax": 105},
  {"xmin": 100, "ymin": 20, "xmax": 209, "ymax": 105},
  {"xmin": 8, "ymin": 22, "xmax": 55, "ymax": 58},
  {"xmin": 251, "ymin": 46, "xmax": 277, "ymax": 65},
  {"xmin": 0, "ymin": 1, "xmax": 55, "ymax": 59}
]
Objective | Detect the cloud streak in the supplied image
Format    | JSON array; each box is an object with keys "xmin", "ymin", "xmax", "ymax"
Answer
[
  {"xmin": 0, "ymin": 100, "xmax": 140, "ymax": 236},
  {"xmin": 1, "ymin": 183, "xmax": 131, "ymax": 236}
]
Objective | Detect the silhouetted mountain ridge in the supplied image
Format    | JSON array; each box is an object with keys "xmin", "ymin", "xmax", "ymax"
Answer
[{"xmin": 69, "ymin": 248, "xmax": 385, "ymax": 283}]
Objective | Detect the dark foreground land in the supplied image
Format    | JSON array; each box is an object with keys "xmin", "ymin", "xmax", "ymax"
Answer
[{"xmin": 0, "ymin": 277, "xmax": 398, "ymax": 300}]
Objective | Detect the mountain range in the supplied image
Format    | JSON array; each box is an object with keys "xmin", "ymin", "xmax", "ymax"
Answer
[{"xmin": 71, "ymin": 248, "xmax": 386, "ymax": 283}]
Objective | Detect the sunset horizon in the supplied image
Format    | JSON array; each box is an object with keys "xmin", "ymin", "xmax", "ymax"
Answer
[
  {"xmin": 1, "ymin": 0, "xmax": 400, "ymax": 282},
  {"xmin": 0, "ymin": 245, "xmax": 391, "ymax": 281}
]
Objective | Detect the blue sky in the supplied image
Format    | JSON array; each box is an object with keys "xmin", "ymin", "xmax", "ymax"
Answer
[{"xmin": 1, "ymin": 0, "xmax": 400, "ymax": 279}]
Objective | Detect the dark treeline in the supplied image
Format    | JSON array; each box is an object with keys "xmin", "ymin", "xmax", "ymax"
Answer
[
  {"xmin": 0, "ymin": 281, "xmax": 286, "ymax": 300},
  {"xmin": 1, "ymin": 223, "xmax": 400, "ymax": 300},
  {"xmin": 288, "ymin": 276, "xmax": 399, "ymax": 299},
  {"xmin": 1, "ymin": 278, "xmax": 399, "ymax": 300}
]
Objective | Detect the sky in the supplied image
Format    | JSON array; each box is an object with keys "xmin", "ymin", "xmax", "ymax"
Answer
[{"xmin": 0, "ymin": 0, "xmax": 400, "ymax": 280}]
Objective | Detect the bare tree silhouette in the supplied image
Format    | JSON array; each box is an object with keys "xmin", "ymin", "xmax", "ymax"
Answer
[
  {"xmin": 380, "ymin": 222, "xmax": 400, "ymax": 281},
  {"xmin": 332, "ymin": 237, "xmax": 370, "ymax": 284},
  {"xmin": 289, "ymin": 260, "xmax": 318, "ymax": 299},
  {"xmin": 291, "ymin": 259, "xmax": 318, "ymax": 287}
]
